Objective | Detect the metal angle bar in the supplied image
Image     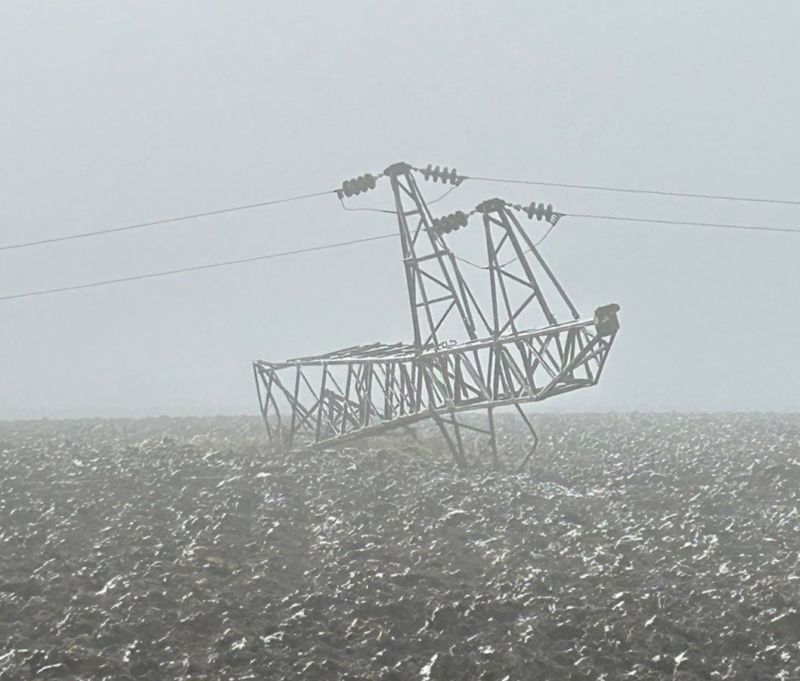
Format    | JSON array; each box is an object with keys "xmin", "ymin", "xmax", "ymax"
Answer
[
  {"xmin": 340, "ymin": 363, "xmax": 354, "ymax": 433},
  {"xmin": 399, "ymin": 363, "xmax": 416, "ymax": 413},
  {"xmin": 514, "ymin": 402, "xmax": 540, "ymax": 471},
  {"xmin": 524, "ymin": 333, "xmax": 558, "ymax": 380},
  {"xmin": 412, "ymin": 262, "xmax": 443, "ymax": 348},
  {"xmin": 416, "ymin": 363, "xmax": 428, "ymax": 410},
  {"xmin": 571, "ymin": 330, "xmax": 595, "ymax": 382},
  {"xmin": 260, "ymin": 319, "xmax": 597, "ymax": 367},
  {"xmin": 418, "ymin": 268, "xmax": 452, "ymax": 290},
  {"xmin": 497, "ymin": 291, "xmax": 538, "ymax": 336},
  {"xmin": 288, "ymin": 370, "xmax": 308, "ymax": 440},
  {"xmin": 416, "ymin": 317, "xmax": 592, "ymax": 356},
  {"xmin": 444, "ymin": 240, "xmax": 483, "ymax": 340},
  {"xmin": 579, "ymin": 345, "xmax": 597, "ymax": 383},
  {"xmin": 487, "ymin": 214, "xmax": 506, "ymax": 229},
  {"xmin": 408, "ymin": 252, "xmax": 445, "ymax": 264},
  {"xmin": 449, "ymin": 410, "xmax": 468, "ymax": 466},
  {"xmin": 284, "ymin": 341, "xmax": 414, "ymax": 364},
  {"xmin": 406, "ymin": 172, "xmax": 479, "ymax": 341},
  {"xmin": 530, "ymin": 332, "xmax": 562, "ymax": 378},
  {"xmin": 433, "ymin": 412, "xmax": 467, "ymax": 467},
  {"xmin": 485, "ymin": 216, "xmax": 502, "ymax": 337},
  {"xmin": 575, "ymin": 327, "xmax": 586, "ymax": 355},
  {"xmin": 325, "ymin": 368, "xmax": 347, "ymax": 398},
  {"xmin": 269, "ymin": 373, "xmax": 310, "ymax": 444},
  {"xmin": 510, "ymin": 209, "xmax": 580, "ymax": 320},
  {"xmin": 574, "ymin": 338, "xmax": 609, "ymax": 368},
  {"xmin": 471, "ymin": 347, "xmax": 488, "ymax": 392},
  {"xmin": 363, "ymin": 369, "xmax": 378, "ymax": 426},
  {"xmin": 499, "ymin": 350, "xmax": 519, "ymax": 399},
  {"xmin": 491, "ymin": 228, "xmax": 526, "ymax": 337},
  {"xmin": 371, "ymin": 364, "xmax": 389, "ymax": 410},
  {"xmin": 412, "ymin": 216, "xmax": 425, "ymax": 247},
  {"xmin": 423, "ymin": 299, "xmax": 457, "ymax": 347},
  {"xmin": 493, "ymin": 344, "xmax": 514, "ymax": 397},
  {"xmin": 382, "ymin": 363, "xmax": 393, "ymax": 419},
  {"xmin": 362, "ymin": 366, "xmax": 383, "ymax": 426},
  {"xmin": 564, "ymin": 328, "xmax": 576, "ymax": 364},
  {"xmin": 437, "ymin": 417, "xmax": 492, "ymax": 436},
  {"xmin": 426, "ymin": 359, "xmax": 452, "ymax": 405},
  {"xmin": 497, "ymin": 208, "xmax": 557, "ymax": 326},
  {"xmin": 291, "ymin": 397, "xmax": 324, "ymax": 435},
  {"xmin": 254, "ymin": 365, "xmax": 266, "ymax": 420},
  {"xmin": 538, "ymin": 336, "xmax": 601, "ymax": 399},
  {"xmin": 461, "ymin": 350, "xmax": 489, "ymax": 398},
  {"xmin": 499, "ymin": 344, "xmax": 532, "ymax": 395},
  {"xmin": 488, "ymin": 345, "xmax": 498, "ymax": 398},
  {"xmin": 398, "ymin": 179, "xmax": 416, "ymax": 201},
  {"xmin": 315, "ymin": 367, "xmax": 329, "ymax": 441},
  {"xmin": 516, "ymin": 339, "xmax": 538, "ymax": 394},
  {"xmin": 438, "ymin": 352, "xmax": 459, "ymax": 402},
  {"xmin": 416, "ymin": 293, "xmax": 455, "ymax": 307},
  {"xmin": 488, "ymin": 220, "xmax": 524, "ymax": 339},
  {"xmin": 460, "ymin": 277, "xmax": 494, "ymax": 336},
  {"xmin": 454, "ymin": 355, "xmax": 485, "ymax": 402},
  {"xmin": 390, "ymin": 176, "xmax": 423, "ymax": 346},
  {"xmin": 390, "ymin": 364, "xmax": 409, "ymax": 415},
  {"xmin": 491, "ymin": 344, "xmax": 514, "ymax": 398},
  {"xmin": 298, "ymin": 368, "xmax": 322, "ymax": 405},
  {"xmin": 265, "ymin": 374, "xmax": 282, "ymax": 439},
  {"xmin": 255, "ymin": 366, "xmax": 274, "ymax": 439},
  {"xmin": 590, "ymin": 335, "xmax": 615, "ymax": 384},
  {"xmin": 395, "ymin": 365, "xmax": 407, "ymax": 416},
  {"xmin": 499, "ymin": 268, "xmax": 539, "ymax": 290},
  {"xmin": 421, "ymin": 362, "xmax": 440, "ymax": 412},
  {"xmin": 453, "ymin": 353, "xmax": 465, "ymax": 402},
  {"xmin": 353, "ymin": 364, "xmax": 368, "ymax": 427}
]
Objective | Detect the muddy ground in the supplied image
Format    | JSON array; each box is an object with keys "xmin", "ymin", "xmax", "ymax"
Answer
[{"xmin": 1, "ymin": 414, "xmax": 799, "ymax": 680}]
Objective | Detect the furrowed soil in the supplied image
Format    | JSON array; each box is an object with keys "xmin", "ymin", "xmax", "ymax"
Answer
[{"xmin": 1, "ymin": 414, "xmax": 799, "ymax": 680}]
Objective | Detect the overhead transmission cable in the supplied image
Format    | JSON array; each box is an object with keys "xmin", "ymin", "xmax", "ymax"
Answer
[
  {"xmin": 2, "ymin": 203, "xmax": 798, "ymax": 302},
  {"xmin": 455, "ymin": 211, "xmax": 800, "ymax": 271},
  {"xmin": 0, "ymin": 233, "xmax": 396, "ymax": 302},
  {"xmin": 0, "ymin": 189, "xmax": 336, "ymax": 252},
  {"xmin": 4, "ymin": 169, "xmax": 800, "ymax": 253},
  {"xmin": 3, "ymin": 164, "xmax": 800, "ymax": 303},
  {"xmin": 566, "ymin": 212, "xmax": 800, "ymax": 234},
  {"xmin": 466, "ymin": 175, "xmax": 800, "ymax": 207}
]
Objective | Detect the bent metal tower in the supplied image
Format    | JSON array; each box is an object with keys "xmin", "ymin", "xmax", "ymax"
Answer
[{"xmin": 253, "ymin": 162, "xmax": 620, "ymax": 468}]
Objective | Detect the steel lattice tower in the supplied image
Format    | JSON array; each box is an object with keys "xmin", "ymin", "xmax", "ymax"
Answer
[{"xmin": 253, "ymin": 162, "xmax": 620, "ymax": 467}]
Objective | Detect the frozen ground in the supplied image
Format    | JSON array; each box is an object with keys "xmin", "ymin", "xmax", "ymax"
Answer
[{"xmin": 1, "ymin": 414, "xmax": 799, "ymax": 680}]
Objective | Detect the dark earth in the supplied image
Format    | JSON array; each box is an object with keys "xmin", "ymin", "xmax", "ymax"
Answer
[{"xmin": 1, "ymin": 414, "xmax": 799, "ymax": 680}]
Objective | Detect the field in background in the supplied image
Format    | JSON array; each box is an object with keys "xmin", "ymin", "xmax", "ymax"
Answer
[{"xmin": 1, "ymin": 414, "xmax": 799, "ymax": 680}]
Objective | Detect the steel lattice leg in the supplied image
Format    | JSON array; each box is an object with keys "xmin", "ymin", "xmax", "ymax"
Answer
[{"xmin": 514, "ymin": 403, "xmax": 540, "ymax": 472}]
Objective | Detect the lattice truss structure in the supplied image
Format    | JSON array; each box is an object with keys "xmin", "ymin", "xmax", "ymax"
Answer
[{"xmin": 254, "ymin": 162, "xmax": 620, "ymax": 467}]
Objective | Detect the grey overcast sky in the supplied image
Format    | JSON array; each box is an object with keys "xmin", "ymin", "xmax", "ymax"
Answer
[{"xmin": 1, "ymin": 1, "xmax": 798, "ymax": 418}]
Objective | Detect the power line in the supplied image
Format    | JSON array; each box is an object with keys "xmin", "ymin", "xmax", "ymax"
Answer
[
  {"xmin": 468, "ymin": 175, "xmax": 800, "ymax": 207},
  {"xmin": 566, "ymin": 212, "xmax": 800, "ymax": 234},
  {"xmin": 1, "ymin": 209, "xmax": 796, "ymax": 303},
  {"xmin": 0, "ymin": 189, "xmax": 336, "ymax": 252},
  {"xmin": 0, "ymin": 233, "xmax": 396, "ymax": 302},
  {"xmin": 5, "ymin": 170, "xmax": 799, "ymax": 254}
]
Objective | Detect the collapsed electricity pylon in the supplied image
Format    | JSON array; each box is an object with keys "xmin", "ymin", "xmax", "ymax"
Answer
[{"xmin": 253, "ymin": 162, "xmax": 620, "ymax": 467}]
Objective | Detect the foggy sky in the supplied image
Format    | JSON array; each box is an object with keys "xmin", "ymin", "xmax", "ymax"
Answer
[{"xmin": 2, "ymin": 1, "xmax": 799, "ymax": 419}]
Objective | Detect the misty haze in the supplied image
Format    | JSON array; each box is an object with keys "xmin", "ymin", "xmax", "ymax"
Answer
[{"xmin": 1, "ymin": 3, "xmax": 798, "ymax": 680}]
